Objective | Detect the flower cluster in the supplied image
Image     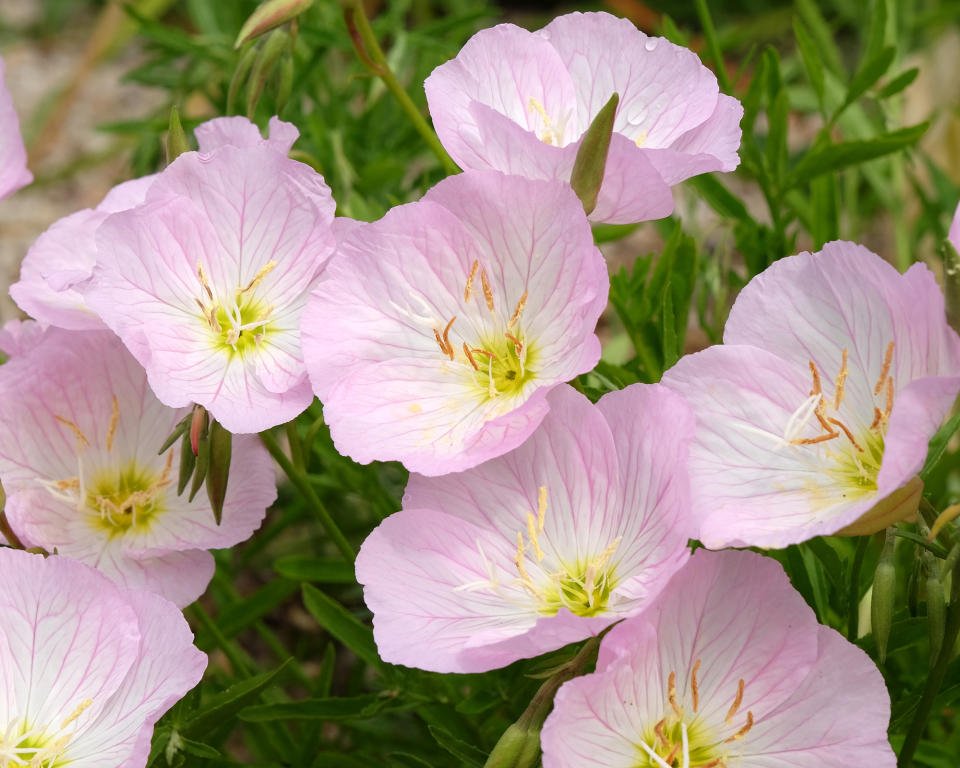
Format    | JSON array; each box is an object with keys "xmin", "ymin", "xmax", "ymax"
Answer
[{"xmin": 2, "ymin": 5, "xmax": 959, "ymax": 764}]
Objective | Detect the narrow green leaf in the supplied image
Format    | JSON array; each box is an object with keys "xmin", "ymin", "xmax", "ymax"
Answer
[
  {"xmin": 215, "ymin": 579, "xmax": 300, "ymax": 639},
  {"xmin": 245, "ymin": 28, "xmax": 289, "ymax": 119},
  {"xmin": 877, "ymin": 67, "xmax": 919, "ymax": 99},
  {"xmin": 921, "ymin": 412, "xmax": 960, "ymax": 479},
  {"xmin": 302, "ymin": 583, "xmax": 381, "ymax": 667},
  {"xmin": 274, "ymin": 555, "xmax": 356, "ymax": 583},
  {"xmin": 570, "ymin": 92, "xmax": 618, "ymax": 216},
  {"xmin": 793, "ymin": 19, "xmax": 825, "ymax": 111},
  {"xmin": 787, "ymin": 122, "xmax": 928, "ymax": 188},
  {"xmin": 183, "ymin": 660, "xmax": 290, "ymax": 738},
  {"xmin": 180, "ymin": 738, "xmax": 221, "ymax": 758},
  {"xmin": 794, "ymin": 0, "xmax": 843, "ymax": 76},
  {"xmin": 177, "ymin": 430, "xmax": 196, "ymax": 496},
  {"xmin": 689, "ymin": 175, "xmax": 750, "ymax": 222},
  {"xmin": 240, "ymin": 693, "xmax": 392, "ymax": 722},
  {"xmin": 660, "ymin": 283, "xmax": 678, "ymax": 371},
  {"xmin": 766, "ymin": 89, "xmax": 790, "ymax": 187},
  {"xmin": 840, "ymin": 45, "xmax": 896, "ymax": 114},
  {"xmin": 428, "ymin": 725, "xmax": 487, "ymax": 768},
  {"xmin": 693, "ymin": 0, "xmax": 731, "ymax": 93},
  {"xmin": 157, "ymin": 415, "xmax": 189, "ymax": 455}
]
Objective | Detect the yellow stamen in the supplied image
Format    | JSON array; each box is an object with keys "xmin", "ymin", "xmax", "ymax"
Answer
[
  {"xmin": 828, "ymin": 417, "xmax": 863, "ymax": 452},
  {"xmin": 508, "ymin": 291, "xmax": 528, "ymax": 330},
  {"xmin": 809, "ymin": 361, "xmax": 822, "ymax": 396},
  {"xmin": 527, "ymin": 97, "xmax": 559, "ymax": 145},
  {"xmin": 433, "ymin": 328, "xmax": 450, "ymax": 358},
  {"xmin": 668, "ymin": 671, "xmax": 682, "ymax": 718},
  {"xmin": 633, "ymin": 130, "xmax": 648, "ymax": 148},
  {"xmin": 464, "ymin": 260, "xmax": 478, "ymax": 302},
  {"xmin": 514, "ymin": 531, "xmax": 529, "ymax": 581},
  {"xmin": 442, "ymin": 316, "xmax": 456, "ymax": 359},
  {"xmin": 690, "ymin": 658, "xmax": 701, "ymax": 713},
  {"xmin": 61, "ymin": 698, "xmax": 93, "ymax": 729},
  {"xmin": 480, "ymin": 269, "xmax": 495, "ymax": 311},
  {"xmin": 726, "ymin": 679, "xmax": 745, "ymax": 723},
  {"xmin": 106, "ymin": 395, "xmax": 119, "ymax": 453},
  {"xmin": 884, "ymin": 376, "xmax": 894, "ymax": 419},
  {"xmin": 463, "ymin": 342, "xmax": 479, "ymax": 371},
  {"xmin": 664, "ymin": 742, "xmax": 681, "ymax": 765},
  {"xmin": 653, "ymin": 719, "xmax": 668, "ymax": 746},
  {"xmin": 725, "ymin": 711, "xmax": 754, "ymax": 742},
  {"xmin": 792, "ymin": 431, "xmax": 838, "ymax": 446},
  {"xmin": 871, "ymin": 406, "xmax": 883, "ymax": 430},
  {"xmin": 537, "ymin": 486, "xmax": 547, "ymax": 532},
  {"xmin": 197, "ymin": 262, "xmax": 214, "ymax": 302},
  {"xmin": 875, "ymin": 342, "xmax": 894, "ymax": 395},
  {"xmin": 526, "ymin": 512, "xmax": 544, "ymax": 562},
  {"xmin": 834, "ymin": 348, "xmax": 849, "ymax": 409},
  {"xmin": 239, "ymin": 260, "xmax": 278, "ymax": 296},
  {"xmin": 54, "ymin": 416, "xmax": 90, "ymax": 448}
]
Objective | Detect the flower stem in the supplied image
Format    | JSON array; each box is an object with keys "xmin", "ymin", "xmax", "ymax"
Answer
[
  {"xmin": 260, "ymin": 429, "xmax": 356, "ymax": 562},
  {"xmin": 897, "ymin": 543, "xmax": 960, "ymax": 767},
  {"xmin": 343, "ymin": 2, "xmax": 459, "ymax": 176}
]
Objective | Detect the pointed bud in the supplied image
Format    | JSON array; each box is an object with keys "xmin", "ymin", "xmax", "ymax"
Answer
[
  {"xmin": 227, "ymin": 44, "xmax": 259, "ymax": 117},
  {"xmin": 245, "ymin": 29, "xmax": 290, "ymax": 120},
  {"xmin": 923, "ymin": 551, "xmax": 946, "ymax": 666},
  {"xmin": 483, "ymin": 723, "xmax": 541, "ymax": 768},
  {"xmin": 276, "ymin": 54, "xmax": 295, "ymax": 113},
  {"xmin": 234, "ymin": 0, "xmax": 313, "ymax": 49},
  {"xmin": 836, "ymin": 475, "xmax": 923, "ymax": 536},
  {"xmin": 166, "ymin": 106, "xmax": 190, "ymax": 165},
  {"xmin": 871, "ymin": 528, "xmax": 897, "ymax": 663},
  {"xmin": 570, "ymin": 92, "xmax": 619, "ymax": 216},
  {"xmin": 189, "ymin": 430, "xmax": 210, "ymax": 503},
  {"xmin": 158, "ymin": 413, "xmax": 190, "ymax": 455},
  {"xmin": 177, "ymin": 430, "xmax": 196, "ymax": 496},
  {"xmin": 205, "ymin": 419, "xmax": 232, "ymax": 525},
  {"xmin": 190, "ymin": 405, "xmax": 208, "ymax": 457}
]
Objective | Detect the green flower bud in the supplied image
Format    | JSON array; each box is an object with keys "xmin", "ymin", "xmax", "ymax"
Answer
[
  {"xmin": 483, "ymin": 723, "xmax": 541, "ymax": 768},
  {"xmin": 570, "ymin": 92, "xmax": 619, "ymax": 216},
  {"xmin": 205, "ymin": 419, "xmax": 232, "ymax": 525},
  {"xmin": 234, "ymin": 0, "xmax": 314, "ymax": 49},
  {"xmin": 871, "ymin": 529, "xmax": 897, "ymax": 662}
]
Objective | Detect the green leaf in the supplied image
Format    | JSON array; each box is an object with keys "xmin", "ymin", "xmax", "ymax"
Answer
[
  {"xmin": 240, "ymin": 693, "xmax": 394, "ymax": 722},
  {"xmin": 427, "ymin": 725, "xmax": 486, "ymax": 768},
  {"xmin": 302, "ymin": 583, "xmax": 381, "ymax": 667},
  {"xmin": 660, "ymin": 284, "xmax": 678, "ymax": 371},
  {"xmin": 274, "ymin": 555, "xmax": 356, "ymax": 583},
  {"xmin": 793, "ymin": 19, "xmax": 825, "ymax": 112},
  {"xmin": 794, "ymin": 0, "xmax": 843, "ymax": 76},
  {"xmin": 786, "ymin": 122, "xmax": 928, "ymax": 188},
  {"xmin": 180, "ymin": 738, "xmax": 222, "ymax": 758},
  {"xmin": 689, "ymin": 175, "xmax": 750, "ymax": 222},
  {"xmin": 921, "ymin": 412, "xmax": 960, "ymax": 479},
  {"xmin": 213, "ymin": 579, "xmax": 300, "ymax": 639},
  {"xmin": 877, "ymin": 67, "xmax": 919, "ymax": 99},
  {"xmin": 183, "ymin": 660, "xmax": 290, "ymax": 738},
  {"xmin": 839, "ymin": 45, "xmax": 896, "ymax": 114}
]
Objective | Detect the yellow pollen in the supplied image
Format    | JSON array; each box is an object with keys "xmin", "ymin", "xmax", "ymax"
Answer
[
  {"xmin": 537, "ymin": 486, "xmax": 547, "ymax": 531},
  {"xmin": 480, "ymin": 269, "xmax": 494, "ymax": 311},
  {"xmin": 106, "ymin": 395, "xmax": 120, "ymax": 453},
  {"xmin": 197, "ymin": 262, "xmax": 214, "ymax": 302},
  {"xmin": 634, "ymin": 130, "xmax": 648, "ymax": 148},
  {"xmin": 433, "ymin": 328, "xmax": 449, "ymax": 357},
  {"xmin": 726, "ymin": 679, "xmax": 745, "ymax": 723},
  {"xmin": 668, "ymin": 671, "xmax": 683, "ymax": 718},
  {"xmin": 792, "ymin": 430, "xmax": 838, "ymax": 446},
  {"xmin": 442, "ymin": 316, "xmax": 456, "ymax": 358},
  {"xmin": 834, "ymin": 349, "xmax": 849, "ymax": 409},
  {"xmin": 875, "ymin": 341, "xmax": 895, "ymax": 395},
  {"xmin": 595, "ymin": 537, "xmax": 622, "ymax": 569},
  {"xmin": 871, "ymin": 406, "xmax": 883, "ymax": 430},
  {"xmin": 464, "ymin": 260, "xmax": 478, "ymax": 302},
  {"xmin": 691, "ymin": 658, "xmax": 701, "ymax": 713},
  {"xmin": 725, "ymin": 711, "xmax": 754, "ymax": 742},
  {"xmin": 61, "ymin": 698, "xmax": 93, "ymax": 729},
  {"xmin": 463, "ymin": 342, "xmax": 479, "ymax": 371},
  {"xmin": 56, "ymin": 477, "xmax": 80, "ymax": 491},
  {"xmin": 809, "ymin": 361, "xmax": 822, "ymax": 396},
  {"xmin": 238, "ymin": 260, "xmax": 278, "ymax": 297},
  {"xmin": 527, "ymin": 97, "xmax": 560, "ymax": 145},
  {"xmin": 514, "ymin": 530, "xmax": 534, "ymax": 589},
  {"xmin": 885, "ymin": 376, "xmax": 894, "ymax": 417},
  {"xmin": 526, "ymin": 512, "xmax": 544, "ymax": 562},
  {"xmin": 54, "ymin": 415, "xmax": 90, "ymax": 448},
  {"xmin": 827, "ymin": 417, "xmax": 863, "ymax": 452},
  {"xmin": 508, "ymin": 291, "xmax": 528, "ymax": 330}
]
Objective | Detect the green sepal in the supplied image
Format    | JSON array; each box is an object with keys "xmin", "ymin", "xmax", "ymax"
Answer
[
  {"xmin": 205, "ymin": 419, "xmax": 233, "ymax": 525},
  {"xmin": 570, "ymin": 92, "xmax": 619, "ymax": 216}
]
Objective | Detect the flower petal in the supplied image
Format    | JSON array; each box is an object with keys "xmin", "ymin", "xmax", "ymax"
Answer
[{"xmin": 0, "ymin": 57, "xmax": 32, "ymax": 199}]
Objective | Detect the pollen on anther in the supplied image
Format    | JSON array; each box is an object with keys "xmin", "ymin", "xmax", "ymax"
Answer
[
  {"xmin": 54, "ymin": 415, "xmax": 90, "ymax": 448},
  {"xmin": 875, "ymin": 342, "xmax": 894, "ymax": 395},
  {"xmin": 480, "ymin": 269, "xmax": 495, "ymax": 311},
  {"xmin": 433, "ymin": 328, "xmax": 448, "ymax": 357},
  {"xmin": 884, "ymin": 376, "xmax": 894, "ymax": 418},
  {"xmin": 442, "ymin": 316, "xmax": 456, "ymax": 359},
  {"xmin": 463, "ymin": 343, "xmax": 479, "ymax": 371},
  {"xmin": 464, "ymin": 260, "xmax": 478, "ymax": 302},
  {"xmin": 726, "ymin": 679, "xmax": 745, "ymax": 723},
  {"xmin": 106, "ymin": 395, "xmax": 120, "ymax": 453},
  {"xmin": 828, "ymin": 417, "xmax": 864, "ymax": 452},
  {"xmin": 508, "ymin": 291, "xmax": 528, "ymax": 330},
  {"xmin": 725, "ymin": 711, "xmax": 754, "ymax": 742},
  {"xmin": 690, "ymin": 658, "xmax": 701, "ymax": 713},
  {"xmin": 526, "ymin": 512, "xmax": 544, "ymax": 562},
  {"xmin": 834, "ymin": 348, "xmax": 849, "ymax": 409},
  {"xmin": 809, "ymin": 361, "xmax": 822, "ymax": 396},
  {"xmin": 653, "ymin": 718, "xmax": 668, "ymax": 746},
  {"xmin": 668, "ymin": 671, "xmax": 682, "ymax": 717},
  {"xmin": 537, "ymin": 486, "xmax": 547, "ymax": 531}
]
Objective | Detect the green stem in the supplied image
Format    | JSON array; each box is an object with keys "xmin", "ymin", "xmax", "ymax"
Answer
[
  {"xmin": 344, "ymin": 3, "xmax": 459, "ymax": 175},
  {"xmin": 898, "ymin": 552, "xmax": 960, "ymax": 766},
  {"xmin": 286, "ymin": 420, "xmax": 304, "ymax": 472},
  {"xmin": 693, "ymin": 0, "xmax": 733, "ymax": 93},
  {"xmin": 191, "ymin": 603, "xmax": 253, "ymax": 676},
  {"xmin": 847, "ymin": 535, "xmax": 871, "ymax": 641},
  {"xmin": 260, "ymin": 430, "xmax": 356, "ymax": 562}
]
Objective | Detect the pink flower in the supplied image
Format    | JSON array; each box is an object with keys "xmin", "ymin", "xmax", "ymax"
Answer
[
  {"xmin": 541, "ymin": 550, "xmax": 895, "ymax": 768},
  {"xmin": 0, "ymin": 325, "xmax": 276, "ymax": 606},
  {"xmin": 0, "ymin": 548, "xmax": 206, "ymax": 768},
  {"xmin": 83, "ymin": 118, "xmax": 334, "ymax": 432},
  {"xmin": 424, "ymin": 11, "xmax": 742, "ymax": 225},
  {"xmin": 0, "ymin": 57, "xmax": 31, "ymax": 200},
  {"xmin": 301, "ymin": 170, "xmax": 608, "ymax": 475},
  {"xmin": 662, "ymin": 241, "xmax": 960, "ymax": 548},
  {"xmin": 10, "ymin": 116, "xmax": 297, "ymax": 332},
  {"xmin": 355, "ymin": 384, "xmax": 694, "ymax": 673}
]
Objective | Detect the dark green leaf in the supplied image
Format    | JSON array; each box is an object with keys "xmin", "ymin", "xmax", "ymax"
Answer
[
  {"xmin": 302, "ymin": 583, "xmax": 381, "ymax": 667},
  {"xmin": 877, "ymin": 67, "xmax": 919, "ymax": 99},
  {"xmin": 240, "ymin": 693, "xmax": 394, "ymax": 722},
  {"xmin": 427, "ymin": 725, "xmax": 486, "ymax": 768},
  {"xmin": 793, "ymin": 19, "xmax": 825, "ymax": 111},
  {"xmin": 183, "ymin": 661, "xmax": 290, "ymax": 738},
  {"xmin": 922, "ymin": 412, "xmax": 960, "ymax": 479},
  {"xmin": 274, "ymin": 555, "xmax": 356, "ymax": 583}
]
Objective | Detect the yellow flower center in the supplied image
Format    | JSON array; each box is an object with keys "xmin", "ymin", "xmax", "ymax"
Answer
[
  {"xmin": 430, "ymin": 260, "xmax": 536, "ymax": 400},
  {"xmin": 0, "ymin": 700, "xmax": 92, "ymax": 768},
  {"xmin": 196, "ymin": 261, "xmax": 277, "ymax": 356},
  {"xmin": 636, "ymin": 666, "xmax": 754, "ymax": 768}
]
